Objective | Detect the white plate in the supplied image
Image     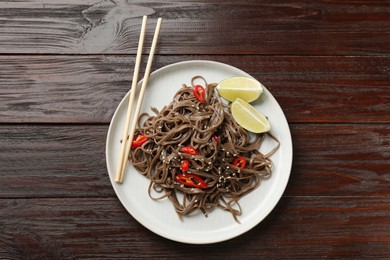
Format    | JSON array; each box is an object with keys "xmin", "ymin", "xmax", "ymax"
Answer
[{"xmin": 106, "ymin": 60, "xmax": 292, "ymax": 244}]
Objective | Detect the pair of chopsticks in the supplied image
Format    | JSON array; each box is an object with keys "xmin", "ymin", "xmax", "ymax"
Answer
[{"xmin": 115, "ymin": 16, "xmax": 162, "ymax": 183}]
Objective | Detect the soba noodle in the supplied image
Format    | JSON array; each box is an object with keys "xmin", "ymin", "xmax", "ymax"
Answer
[{"xmin": 129, "ymin": 76, "xmax": 279, "ymax": 222}]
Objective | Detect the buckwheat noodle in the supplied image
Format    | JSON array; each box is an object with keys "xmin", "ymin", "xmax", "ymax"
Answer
[{"xmin": 129, "ymin": 76, "xmax": 279, "ymax": 223}]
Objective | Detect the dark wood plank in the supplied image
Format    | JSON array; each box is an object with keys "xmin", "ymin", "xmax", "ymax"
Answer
[
  {"xmin": 0, "ymin": 1, "xmax": 389, "ymax": 55},
  {"xmin": 289, "ymin": 124, "xmax": 390, "ymax": 196},
  {"xmin": 0, "ymin": 124, "xmax": 388, "ymax": 198},
  {"xmin": 0, "ymin": 197, "xmax": 388, "ymax": 258},
  {"xmin": 0, "ymin": 55, "xmax": 389, "ymax": 123},
  {"xmin": 0, "ymin": 125, "xmax": 114, "ymax": 198}
]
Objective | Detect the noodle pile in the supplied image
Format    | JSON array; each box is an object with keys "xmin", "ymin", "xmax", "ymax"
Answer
[{"xmin": 129, "ymin": 76, "xmax": 279, "ymax": 222}]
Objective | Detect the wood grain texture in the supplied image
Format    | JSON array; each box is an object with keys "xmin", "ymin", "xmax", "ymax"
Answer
[
  {"xmin": 0, "ymin": 124, "xmax": 388, "ymax": 198},
  {"xmin": 0, "ymin": 125, "xmax": 113, "ymax": 198},
  {"xmin": 0, "ymin": 197, "xmax": 388, "ymax": 258},
  {"xmin": 0, "ymin": 55, "xmax": 389, "ymax": 123},
  {"xmin": 0, "ymin": 0, "xmax": 389, "ymax": 54},
  {"xmin": 289, "ymin": 124, "xmax": 390, "ymax": 196}
]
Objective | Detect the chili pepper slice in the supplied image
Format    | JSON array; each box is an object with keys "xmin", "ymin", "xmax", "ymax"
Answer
[
  {"xmin": 175, "ymin": 173, "xmax": 208, "ymax": 189},
  {"xmin": 192, "ymin": 85, "xmax": 205, "ymax": 103},
  {"xmin": 181, "ymin": 146, "xmax": 198, "ymax": 155},
  {"xmin": 212, "ymin": 134, "xmax": 219, "ymax": 143},
  {"xmin": 232, "ymin": 156, "xmax": 247, "ymax": 169},
  {"xmin": 131, "ymin": 135, "xmax": 148, "ymax": 148},
  {"xmin": 181, "ymin": 160, "xmax": 190, "ymax": 172}
]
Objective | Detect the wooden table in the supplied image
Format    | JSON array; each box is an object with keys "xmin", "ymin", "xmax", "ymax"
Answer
[{"xmin": 1, "ymin": 1, "xmax": 389, "ymax": 258}]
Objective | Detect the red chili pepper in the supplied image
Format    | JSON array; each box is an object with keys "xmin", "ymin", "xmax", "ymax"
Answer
[
  {"xmin": 175, "ymin": 173, "xmax": 208, "ymax": 189},
  {"xmin": 181, "ymin": 146, "xmax": 198, "ymax": 155},
  {"xmin": 181, "ymin": 160, "xmax": 190, "ymax": 172},
  {"xmin": 131, "ymin": 135, "xmax": 148, "ymax": 148},
  {"xmin": 212, "ymin": 134, "xmax": 219, "ymax": 143},
  {"xmin": 232, "ymin": 156, "xmax": 247, "ymax": 169},
  {"xmin": 192, "ymin": 85, "xmax": 205, "ymax": 103}
]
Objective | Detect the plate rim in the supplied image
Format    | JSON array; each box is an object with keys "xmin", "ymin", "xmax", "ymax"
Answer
[{"xmin": 106, "ymin": 59, "xmax": 293, "ymax": 244}]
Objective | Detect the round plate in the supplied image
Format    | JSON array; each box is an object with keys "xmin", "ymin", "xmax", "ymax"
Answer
[{"xmin": 106, "ymin": 60, "xmax": 292, "ymax": 244}]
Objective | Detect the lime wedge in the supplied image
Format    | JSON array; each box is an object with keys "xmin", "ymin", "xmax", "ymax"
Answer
[
  {"xmin": 216, "ymin": 77, "xmax": 263, "ymax": 102},
  {"xmin": 231, "ymin": 98, "xmax": 270, "ymax": 133}
]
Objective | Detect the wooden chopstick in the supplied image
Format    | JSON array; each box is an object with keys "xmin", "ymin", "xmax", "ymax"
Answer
[
  {"xmin": 115, "ymin": 16, "xmax": 148, "ymax": 183},
  {"xmin": 116, "ymin": 17, "xmax": 163, "ymax": 183}
]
